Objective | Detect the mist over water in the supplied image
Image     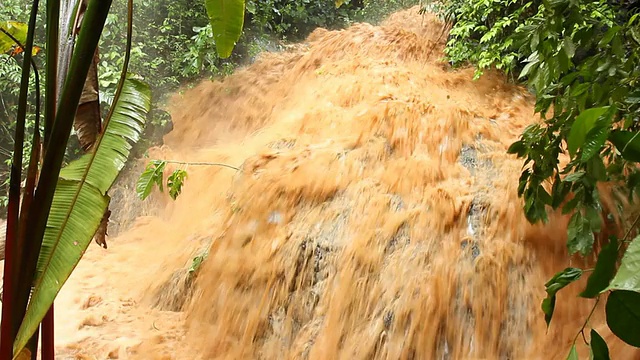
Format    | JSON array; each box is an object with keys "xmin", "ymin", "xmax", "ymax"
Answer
[{"xmin": 52, "ymin": 7, "xmax": 640, "ymax": 360}]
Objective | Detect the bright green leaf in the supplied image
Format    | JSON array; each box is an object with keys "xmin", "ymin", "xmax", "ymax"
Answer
[
  {"xmin": 136, "ymin": 160, "xmax": 166, "ymax": 200},
  {"xmin": 205, "ymin": 0, "xmax": 245, "ymax": 58},
  {"xmin": 606, "ymin": 235, "xmax": 640, "ymax": 292},
  {"xmin": 605, "ymin": 290, "xmax": 640, "ymax": 347},
  {"xmin": 567, "ymin": 107, "xmax": 610, "ymax": 156},
  {"xmin": 168, "ymin": 169, "xmax": 188, "ymax": 200},
  {"xmin": 590, "ymin": 329, "xmax": 610, "ymax": 360}
]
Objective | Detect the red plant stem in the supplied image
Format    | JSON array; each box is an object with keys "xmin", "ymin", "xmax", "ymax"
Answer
[
  {"xmin": 41, "ymin": 304, "xmax": 54, "ymax": 360},
  {"xmin": 0, "ymin": 199, "xmax": 19, "ymax": 358}
]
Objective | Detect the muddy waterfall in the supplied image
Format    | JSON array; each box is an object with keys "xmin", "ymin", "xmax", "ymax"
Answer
[{"xmin": 53, "ymin": 7, "xmax": 640, "ymax": 360}]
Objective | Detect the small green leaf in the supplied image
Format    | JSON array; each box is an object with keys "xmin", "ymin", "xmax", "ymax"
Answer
[
  {"xmin": 567, "ymin": 344, "xmax": 578, "ymax": 360},
  {"xmin": 587, "ymin": 156, "xmax": 607, "ymax": 182},
  {"xmin": 581, "ymin": 237, "xmax": 618, "ymax": 298},
  {"xmin": 542, "ymin": 267, "xmax": 583, "ymax": 326},
  {"xmin": 507, "ymin": 140, "xmax": 526, "ymax": 156},
  {"xmin": 519, "ymin": 60, "xmax": 538, "ymax": 79},
  {"xmin": 567, "ymin": 211, "xmax": 595, "ymax": 255},
  {"xmin": 610, "ymin": 130, "xmax": 640, "ymax": 162},
  {"xmin": 563, "ymin": 36, "xmax": 575, "ymax": 58},
  {"xmin": 567, "ymin": 107, "xmax": 610, "ymax": 156},
  {"xmin": 167, "ymin": 169, "xmax": 188, "ymax": 200},
  {"xmin": 590, "ymin": 329, "xmax": 610, "ymax": 360},
  {"xmin": 599, "ymin": 26, "xmax": 620, "ymax": 47},
  {"xmin": 605, "ymin": 290, "xmax": 640, "ymax": 347},
  {"xmin": 136, "ymin": 160, "xmax": 166, "ymax": 200},
  {"xmin": 581, "ymin": 126, "xmax": 610, "ymax": 162},
  {"xmin": 606, "ymin": 235, "xmax": 640, "ymax": 292},
  {"xmin": 572, "ymin": 83, "xmax": 590, "ymax": 97},
  {"xmin": 563, "ymin": 171, "xmax": 585, "ymax": 183}
]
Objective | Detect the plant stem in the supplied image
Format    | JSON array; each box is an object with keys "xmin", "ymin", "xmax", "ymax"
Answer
[
  {"xmin": 0, "ymin": 0, "xmax": 40, "ymax": 357},
  {"xmin": 573, "ymin": 297, "xmax": 600, "ymax": 346},
  {"xmin": 621, "ymin": 212, "xmax": 640, "ymax": 243},
  {"xmin": 44, "ymin": 0, "xmax": 60, "ymax": 149},
  {"xmin": 40, "ymin": 305, "xmax": 54, "ymax": 360},
  {"xmin": 14, "ymin": 0, "xmax": 114, "ymax": 355},
  {"xmin": 162, "ymin": 160, "xmax": 240, "ymax": 171}
]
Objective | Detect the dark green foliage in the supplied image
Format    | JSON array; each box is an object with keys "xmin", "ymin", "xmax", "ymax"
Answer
[
  {"xmin": 606, "ymin": 290, "xmax": 640, "ymax": 347},
  {"xmin": 442, "ymin": 0, "xmax": 640, "ymax": 257},
  {"xmin": 541, "ymin": 267, "xmax": 583, "ymax": 326},
  {"xmin": 580, "ymin": 237, "xmax": 618, "ymax": 298},
  {"xmin": 590, "ymin": 329, "xmax": 611, "ymax": 360}
]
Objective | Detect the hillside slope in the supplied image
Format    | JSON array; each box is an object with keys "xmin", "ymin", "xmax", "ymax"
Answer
[{"xmin": 53, "ymin": 7, "xmax": 639, "ymax": 360}]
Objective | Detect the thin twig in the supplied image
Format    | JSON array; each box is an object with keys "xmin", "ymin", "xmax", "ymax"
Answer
[
  {"xmin": 573, "ymin": 297, "xmax": 600, "ymax": 346},
  {"xmin": 162, "ymin": 160, "xmax": 240, "ymax": 171},
  {"xmin": 621, "ymin": 212, "xmax": 640, "ymax": 243}
]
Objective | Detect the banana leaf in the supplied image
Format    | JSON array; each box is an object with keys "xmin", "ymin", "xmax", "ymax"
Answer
[
  {"xmin": 205, "ymin": 0, "xmax": 245, "ymax": 58},
  {"xmin": 12, "ymin": 76, "xmax": 151, "ymax": 356}
]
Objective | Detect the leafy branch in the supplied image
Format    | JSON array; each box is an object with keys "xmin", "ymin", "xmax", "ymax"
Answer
[{"xmin": 135, "ymin": 159, "xmax": 238, "ymax": 201}]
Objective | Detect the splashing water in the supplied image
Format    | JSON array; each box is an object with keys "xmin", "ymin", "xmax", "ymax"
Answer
[{"xmin": 53, "ymin": 7, "xmax": 640, "ymax": 360}]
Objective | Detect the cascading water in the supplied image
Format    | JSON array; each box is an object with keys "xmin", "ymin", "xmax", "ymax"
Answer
[{"xmin": 51, "ymin": 7, "xmax": 640, "ymax": 360}]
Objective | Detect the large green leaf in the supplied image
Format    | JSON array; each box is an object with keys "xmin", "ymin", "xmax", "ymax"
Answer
[
  {"xmin": 605, "ymin": 235, "xmax": 640, "ymax": 292},
  {"xmin": 205, "ymin": 0, "xmax": 245, "ymax": 58},
  {"xmin": 13, "ymin": 76, "xmax": 150, "ymax": 355},
  {"xmin": 60, "ymin": 78, "xmax": 150, "ymax": 192},
  {"xmin": 567, "ymin": 107, "xmax": 610, "ymax": 156},
  {"xmin": 605, "ymin": 290, "xmax": 640, "ymax": 347}
]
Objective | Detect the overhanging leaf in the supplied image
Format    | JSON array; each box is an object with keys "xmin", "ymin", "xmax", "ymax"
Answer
[
  {"xmin": 542, "ymin": 267, "xmax": 583, "ymax": 326},
  {"xmin": 205, "ymin": 0, "xmax": 245, "ymax": 58},
  {"xmin": 136, "ymin": 160, "xmax": 166, "ymax": 200},
  {"xmin": 605, "ymin": 235, "xmax": 640, "ymax": 292},
  {"xmin": 167, "ymin": 169, "xmax": 187, "ymax": 200},
  {"xmin": 580, "ymin": 237, "xmax": 618, "ymax": 298},
  {"xmin": 13, "ymin": 76, "xmax": 150, "ymax": 354},
  {"xmin": 567, "ymin": 107, "xmax": 610, "ymax": 156},
  {"xmin": 60, "ymin": 78, "xmax": 151, "ymax": 192},
  {"xmin": 605, "ymin": 290, "xmax": 640, "ymax": 347}
]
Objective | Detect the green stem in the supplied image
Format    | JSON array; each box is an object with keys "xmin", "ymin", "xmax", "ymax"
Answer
[{"xmin": 573, "ymin": 297, "xmax": 600, "ymax": 346}]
